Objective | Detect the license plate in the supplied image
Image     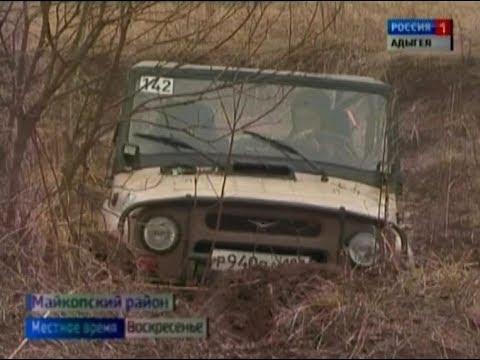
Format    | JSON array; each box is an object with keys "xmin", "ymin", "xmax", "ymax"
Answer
[{"xmin": 210, "ymin": 249, "xmax": 310, "ymax": 271}]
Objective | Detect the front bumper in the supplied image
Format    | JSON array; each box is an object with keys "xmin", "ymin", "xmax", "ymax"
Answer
[{"xmin": 119, "ymin": 198, "xmax": 391, "ymax": 283}]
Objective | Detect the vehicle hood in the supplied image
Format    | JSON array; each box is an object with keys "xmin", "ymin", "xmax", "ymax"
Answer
[{"xmin": 105, "ymin": 168, "xmax": 397, "ymax": 231}]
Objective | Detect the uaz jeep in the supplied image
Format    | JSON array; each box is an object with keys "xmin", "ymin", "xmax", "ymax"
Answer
[{"xmin": 102, "ymin": 61, "xmax": 409, "ymax": 283}]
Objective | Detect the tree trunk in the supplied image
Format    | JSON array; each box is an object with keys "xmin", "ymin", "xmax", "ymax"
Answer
[{"xmin": 5, "ymin": 117, "xmax": 35, "ymax": 229}]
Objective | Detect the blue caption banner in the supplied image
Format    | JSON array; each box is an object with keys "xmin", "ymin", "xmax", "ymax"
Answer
[
  {"xmin": 387, "ymin": 19, "xmax": 435, "ymax": 35},
  {"xmin": 26, "ymin": 293, "xmax": 174, "ymax": 313},
  {"xmin": 25, "ymin": 317, "xmax": 125, "ymax": 340}
]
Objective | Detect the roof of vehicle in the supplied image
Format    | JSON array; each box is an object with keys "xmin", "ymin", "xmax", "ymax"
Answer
[{"xmin": 131, "ymin": 61, "xmax": 391, "ymax": 95}]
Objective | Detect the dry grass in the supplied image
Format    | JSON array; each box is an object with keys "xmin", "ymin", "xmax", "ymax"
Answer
[
  {"xmin": 121, "ymin": 2, "xmax": 480, "ymax": 72},
  {"xmin": 2, "ymin": 1, "xmax": 480, "ymax": 358}
]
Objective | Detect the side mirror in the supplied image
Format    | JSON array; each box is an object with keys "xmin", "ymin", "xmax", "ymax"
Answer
[
  {"xmin": 123, "ymin": 143, "xmax": 139, "ymax": 158},
  {"xmin": 122, "ymin": 143, "xmax": 139, "ymax": 170},
  {"xmin": 376, "ymin": 161, "xmax": 389, "ymax": 173},
  {"xmin": 376, "ymin": 161, "xmax": 391, "ymax": 187},
  {"xmin": 377, "ymin": 161, "xmax": 403, "ymax": 195}
]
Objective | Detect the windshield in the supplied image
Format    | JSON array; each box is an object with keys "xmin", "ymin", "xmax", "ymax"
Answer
[{"xmin": 126, "ymin": 75, "xmax": 387, "ymax": 173}]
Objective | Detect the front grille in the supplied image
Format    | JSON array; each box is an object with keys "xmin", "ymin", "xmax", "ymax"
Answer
[
  {"xmin": 205, "ymin": 213, "xmax": 321, "ymax": 237},
  {"xmin": 193, "ymin": 240, "xmax": 328, "ymax": 263}
]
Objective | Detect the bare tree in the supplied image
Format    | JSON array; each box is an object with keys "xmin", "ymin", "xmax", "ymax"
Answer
[{"xmin": 0, "ymin": 0, "xmax": 345, "ymax": 279}]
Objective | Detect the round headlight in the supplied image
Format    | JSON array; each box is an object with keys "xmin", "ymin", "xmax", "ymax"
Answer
[
  {"xmin": 348, "ymin": 232, "xmax": 377, "ymax": 267},
  {"xmin": 142, "ymin": 217, "xmax": 179, "ymax": 252}
]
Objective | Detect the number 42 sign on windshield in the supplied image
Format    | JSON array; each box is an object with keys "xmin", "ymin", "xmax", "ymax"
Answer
[{"xmin": 140, "ymin": 76, "xmax": 174, "ymax": 95}]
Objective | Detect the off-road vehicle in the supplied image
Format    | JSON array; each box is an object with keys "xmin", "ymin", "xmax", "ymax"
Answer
[{"xmin": 102, "ymin": 61, "xmax": 409, "ymax": 283}]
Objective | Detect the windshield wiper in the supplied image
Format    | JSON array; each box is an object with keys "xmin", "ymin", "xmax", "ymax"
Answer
[
  {"xmin": 133, "ymin": 132, "xmax": 221, "ymax": 168},
  {"xmin": 242, "ymin": 130, "xmax": 328, "ymax": 180}
]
